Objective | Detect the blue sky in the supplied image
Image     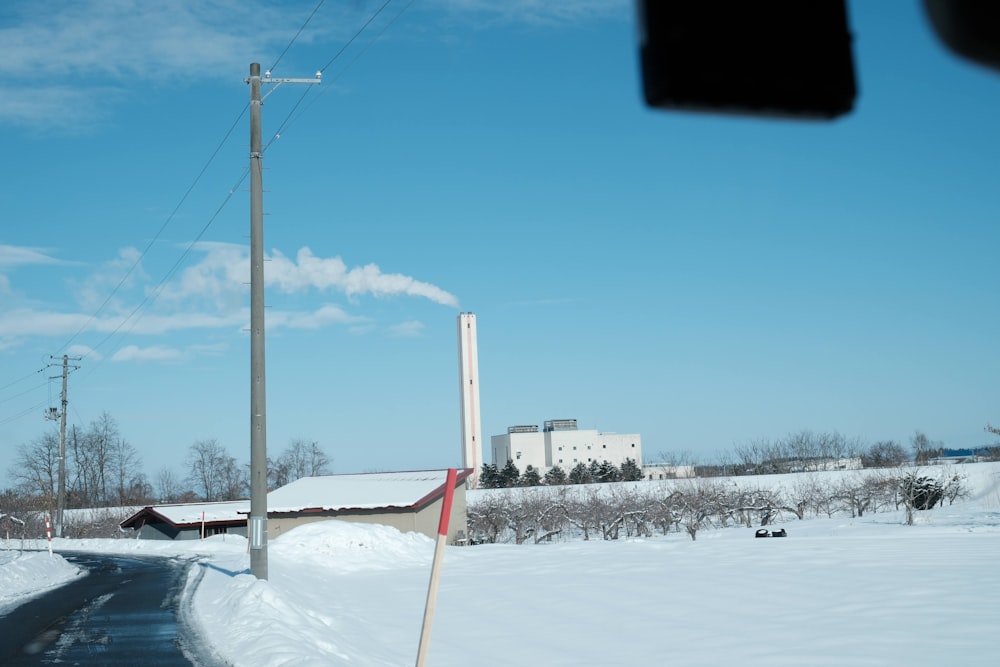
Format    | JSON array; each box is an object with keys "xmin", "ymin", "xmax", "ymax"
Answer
[{"xmin": 1, "ymin": 1, "xmax": 998, "ymax": 489}]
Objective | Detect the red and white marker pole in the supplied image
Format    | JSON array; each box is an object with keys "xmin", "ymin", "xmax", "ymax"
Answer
[
  {"xmin": 415, "ymin": 468, "xmax": 457, "ymax": 667},
  {"xmin": 45, "ymin": 515, "xmax": 53, "ymax": 556}
]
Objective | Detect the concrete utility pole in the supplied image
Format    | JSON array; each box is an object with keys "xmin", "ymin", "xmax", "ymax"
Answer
[
  {"xmin": 246, "ymin": 63, "xmax": 320, "ymax": 580},
  {"xmin": 46, "ymin": 354, "xmax": 80, "ymax": 538}
]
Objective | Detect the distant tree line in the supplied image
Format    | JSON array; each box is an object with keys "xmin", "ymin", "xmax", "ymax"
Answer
[
  {"xmin": 468, "ymin": 467, "xmax": 968, "ymax": 545},
  {"xmin": 2, "ymin": 412, "xmax": 332, "ymax": 538},
  {"xmin": 671, "ymin": 430, "xmax": 1000, "ymax": 477}
]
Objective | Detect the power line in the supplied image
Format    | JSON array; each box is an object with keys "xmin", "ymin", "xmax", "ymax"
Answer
[
  {"xmin": 269, "ymin": 0, "xmax": 327, "ymax": 74},
  {"xmin": 78, "ymin": 168, "xmax": 251, "ymax": 371},
  {"xmin": 266, "ymin": 0, "xmax": 414, "ymax": 150},
  {"xmin": 0, "ymin": 381, "xmax": 48, "ymax": 406},
  {"xmin": 320, "ymin": 0, "xmax": 395, "ymax": 75},
  {"xmin": 0, "ymin": 398, "xmax": 50, "ymax": 427},
  {"xmin": 0, "ymin": 366, "xmax": 47, "ymax": 395},
  {"xmin": 56, "ymin": 103, "xmax": 250, "ymax": 358}
]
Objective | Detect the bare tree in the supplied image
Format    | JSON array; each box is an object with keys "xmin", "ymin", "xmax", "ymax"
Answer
[
  {"xmin": 9, "ymin": 432, "xmax": 60, "ymax": 508},
  {"xmin": 69, "ymin": 413, "xmax": 124, "ymax": 506},
  {"xmin": 862, "ymin": 440, "xmax": 908, "ymax": 468},
  {"xmin": 155, "ymin": 468, "xmax": 184, "ymax": 503},
  {"xmin": 910, "ymin": 431, "xmax": 943, "ymax": 465},
  {"xmin": 186, "ymin": 439, "xmax": 238, "ymax": 502},
  {"xmin": 110, "ymin": 436, "xmax": 146, "ymax": 505},
  {"xmin": 467, "ymin": 493, "xmax": 510, "ymax": 544},
  {"xmin": 219, "ymin": 457, "xmax": 248, "ymax": 501},
  {"xmin": 269, "ymin": 439, "xmax": 331, "ymax": 489}
]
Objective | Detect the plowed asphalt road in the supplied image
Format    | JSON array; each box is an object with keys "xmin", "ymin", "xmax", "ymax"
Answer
[{"xmin": 0, "ymin": 552, "xmax": 226, "ymax": 666}]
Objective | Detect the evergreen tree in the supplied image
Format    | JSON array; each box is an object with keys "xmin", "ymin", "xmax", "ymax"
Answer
[
  {"xmin": 479, "ymin": 463, "xmax": 502, "ymax": 489},
  {"xmin": 520, "ymin": 465, "xmax": 542, "ymax": 487},
  {"xmin": 544, "ymin": 465, "xmax": 568, "ymax": 485},
  {"xmin": 501, "ymin": 459, "xmax": 521, "ymax": 488},
  {"xmin": 587, "ymin": 459, "xmax": 603, "ymax": 482},
  {"xmin": 569, "ymin": 462, "xmax": 592, "ymax": 484},
  {"xmin": 620, "ymin": 458, "xmax": 644, "ymax": 481},
  {"xmin": 597, "ymin": 460, "xmax": 621, "ymax": 483}
]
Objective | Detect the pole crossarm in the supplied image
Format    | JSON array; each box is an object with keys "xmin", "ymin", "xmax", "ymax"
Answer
[{"xmin": 245, "ymin": 72, "xmax": 321, "ymax": 102}]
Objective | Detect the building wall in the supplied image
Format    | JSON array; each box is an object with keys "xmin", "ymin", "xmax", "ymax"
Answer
[
  {"xmin": 547, "ymin": 430, "xmax": 642, "ymax": 472},
  {"xmin": 458, "ymin": 313, "xmax": 483, "ymax": 488},
  {"xmin": 491, "ymin": 431, "xmax": 547, "ymax": 474},
  {"xmin": 266, "ymin": 485, "xmax": 469, "ymax": 545},
  {"xmin": 137, "ymin": 521, "xmax": 247, "ymax": 541}
]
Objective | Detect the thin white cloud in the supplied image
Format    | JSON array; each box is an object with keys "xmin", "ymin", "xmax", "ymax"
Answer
[
  {"xmin": 387, "ymin": 320, "xmax": 425, "ymax": 337},
  {"xmin": 66, "ymin": 344, "xmax": 101, "ymax": 360},
  {"xmin": 268, "ymin": 304, "xmax": 367, "ymax": 331},
  {"xmin": 0, "ymin": 0, "xmax": 304, "ymax": 129},
  {"xmin": 0, "ymin": 307, "xmax": 247, "ymax": 338},
  {"xmin": 73, "ymin": 246, "xmax": 149, "ymax": 312},
  {"xmin": 0, "ymin": 244, "xmax": 64, "ymax": 268},
  {"xmin": 109, "ymin": 341, "xmax": 227, "ymax": 363},
  {"xmin": 111, "ymin": 345, "xmax": 186, "ymax": 363},
  {"xmin": 429, "ymin": 0, "xmax": 629, "ymax": 26}
]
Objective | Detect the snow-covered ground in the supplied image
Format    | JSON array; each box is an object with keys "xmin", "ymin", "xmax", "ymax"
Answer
[{"xmin": 4, "ymin": 463, "xmax": 1000, "ymax": 666}]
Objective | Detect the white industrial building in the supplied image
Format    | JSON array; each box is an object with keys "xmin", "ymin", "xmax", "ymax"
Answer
[{"xmin": 490, "ymin": 419, "xmax": 642, "ymax": 476}]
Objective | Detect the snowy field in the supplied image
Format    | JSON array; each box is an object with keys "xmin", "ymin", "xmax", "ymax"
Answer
[{"xmin": 3, "ymin": 463, "xmax": 1000, "ymax": 666}]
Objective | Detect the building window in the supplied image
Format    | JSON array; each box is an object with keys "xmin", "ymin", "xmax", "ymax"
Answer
[
  {"xmin": 558, "ymin": 446, "xmax": 563, "ymax": 451},
  {"xmin": 573, "ymin": 446, "xmax": 577, "ymax": 450},
  {"xmin": 602, "ymin": 444, "xmax": 607, "ymax": 449},
  {"xmin": 559, "ymin": 458, "xmax": 563, "ymax": 463},
  {"xmin": 587, "ymin": 445, "xmax": 591, "ymax": 450},
  {"xmin": 631, "ymin": 443, "xmax": 636, "ymax": 447}
]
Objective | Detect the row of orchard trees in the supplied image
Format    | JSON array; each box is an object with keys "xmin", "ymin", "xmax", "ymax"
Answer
[
  {"xmin": 5, "ymin": 413, "xmax": 331, "ymax": 527},
  {"xmin": 479, "ymin": 458, "xmax": 644, "ymax": 489},
  {"xmin": 467, "ymin": 468, "xmax": 968, "ymax": 545}
]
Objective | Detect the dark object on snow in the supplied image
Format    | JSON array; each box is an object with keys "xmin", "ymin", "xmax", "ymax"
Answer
[
  {"xmin": 900, "ymin": 474, "xmax": 944, "ymax": 510},
  {"xmin": 755, "ymin": 528, "xmax": 788, "ymax": 538}
]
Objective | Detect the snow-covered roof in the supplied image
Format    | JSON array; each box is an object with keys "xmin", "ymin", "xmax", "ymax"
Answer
[
  {"xmin": 120, "ymin": 469, "xmax": 471, "ymax": 529},
  {"xmin": 121, "ymin": 501, "xmax": 250, "ymax": 529},
  {"xmin": 266, "ymin": 469, "xmax": 471, "ymax": 514}
]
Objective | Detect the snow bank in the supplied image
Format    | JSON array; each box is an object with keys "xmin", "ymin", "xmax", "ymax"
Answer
[{"xmin": 0, "ymin": 550, "xmax": 83, "ymax": 613}]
